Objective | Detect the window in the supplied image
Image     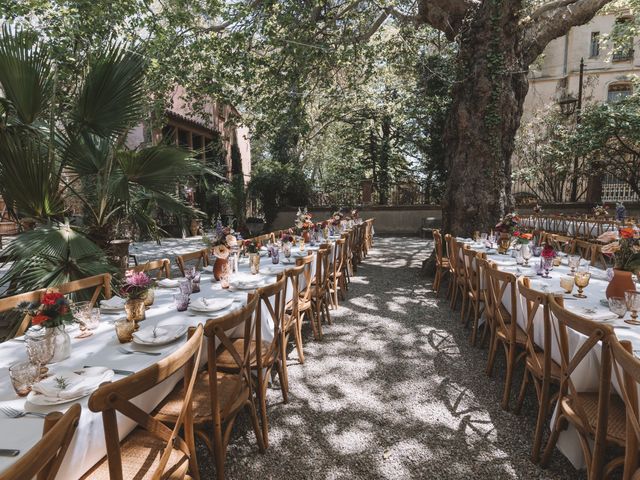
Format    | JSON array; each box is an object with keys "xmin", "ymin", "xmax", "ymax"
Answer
[
  {"xmin": 590, "ymin": 32, "xmax": 600, "ymax": 57},
  {"xmin": 608, "ymin": 83, "xmax": 633, "ymax": 102},
  {"xmin": 613, "ymin": 18, "xmax": 634, "ymax": 62}
]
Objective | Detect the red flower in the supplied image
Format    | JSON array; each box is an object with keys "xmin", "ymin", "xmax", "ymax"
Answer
[
  {"xmin": 620, "ymin": 228, "xmax": 635, "ymax": 239},
  {"xmin": 32, "ymin": 314, "xmax": 51, "ymax": 326},
  {"xmin": 41, "ymin": 292, "xmax": 64, "ymax": 305}
]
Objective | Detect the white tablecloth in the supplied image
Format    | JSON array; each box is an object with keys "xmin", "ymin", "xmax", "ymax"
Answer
[
  {"xmin": 0, "ymin": 243, "xmax": 326, "ymax": 479},
  {"xmin": 462, "ymin": 241, "xmax": 640, "ymax": 469}
]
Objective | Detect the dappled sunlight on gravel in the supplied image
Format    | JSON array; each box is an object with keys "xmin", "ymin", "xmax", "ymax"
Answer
[{"xmin": 196, "ymin": 236, "xmax": 585, "ymax": 479}]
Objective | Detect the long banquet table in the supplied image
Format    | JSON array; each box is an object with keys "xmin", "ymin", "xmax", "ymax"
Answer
[
  {"xmin": 459, "ymin": 238, "xmax": 640, "ymax": 469},
  {"xmin": 0, "ymin": 242, "xmax": 331, "ymax": 479}
]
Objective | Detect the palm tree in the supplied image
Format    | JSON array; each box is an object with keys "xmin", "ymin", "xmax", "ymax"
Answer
[{"xmin": 0, "ymin": 26, "xmax": 206, "ymax": 294}]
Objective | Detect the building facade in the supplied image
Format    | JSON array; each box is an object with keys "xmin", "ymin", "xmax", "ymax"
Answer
[{"xmin": 516, "ymin": 10, "xmax": 639, "ymax": 203}]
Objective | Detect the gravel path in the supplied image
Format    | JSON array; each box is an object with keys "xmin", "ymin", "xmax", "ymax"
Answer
[{"xmin": 197, "ymin": 236, "xmax": 585, "ymax": 479}]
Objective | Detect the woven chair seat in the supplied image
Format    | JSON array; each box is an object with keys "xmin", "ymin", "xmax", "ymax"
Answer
[
  {"xmin": 286, "ymin": 297, "xmax": 312, "ymax": 313},
  {"xmin": 81, "ymin": 428, "xmax": 190, "ymax": 480},
  {"xmin": 562, "ymin": 393, "xmax": 626, "ymax": 445},
  {"xmin": 217, "ymin": 339, "xmax": 273, "ymax": 370},
  {"xmin": 155, "ymin": 370, "xmax": 248, "ymax": 423}
]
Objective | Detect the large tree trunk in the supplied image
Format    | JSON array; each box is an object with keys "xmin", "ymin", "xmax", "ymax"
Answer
[{"xmin": 441, "ymin": 1, "xmax": 528, "ymax": 236}]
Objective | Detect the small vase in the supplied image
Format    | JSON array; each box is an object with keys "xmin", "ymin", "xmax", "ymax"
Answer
[
  {"xmin": 213, "ymin": 257, "xmax": 228, "ymax": 281},
  {"xmin": 606, "ymin": 269, "xmax": 636, "ymax": 299},
  {"xmin": 303, "ymin": 231, "xmax": 311, "ymax": 243},
  {"xmin": 143, "ymin": 288, "xmax": 155, "ymax": 307},
  {"xmin": 249, "ymin": 253, "xmax": 260, "ymax": 275},
  {"xmin": 45, "ymin": 325, "xmax": 71, "ymax": 363},
  {"xmin": 125, "ymin": 298, "xmax": 146, "ymax": 325},
  {"xmin": 498, "ymin": 233, "xmax": 511, "ymax": 255}
]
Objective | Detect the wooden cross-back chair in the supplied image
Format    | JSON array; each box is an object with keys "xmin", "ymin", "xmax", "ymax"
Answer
[
  {"xmin": 475, "ymin": 257, "xmax": 496, "ymax": 348},
  {"xmin": 514, "ymin": 278, "xmax": 563, "ymax": 463},
  {"xmin": 1, "ymin": 273, "xmax": 112, "ymax": 339},
  {"xmin": 284, "ymin": 263, "xmax": 307, "ymax": 364},
  {"xmin": 311, "ymin": 245, "xmax": 332, "ymax": 332},
  {"xmin": 610, "ymin": 336, "xmax": 640, "ymax": 480},
  {"xmin": 328, "ymin": 237, "xmax": 346, "ymax": 308},
  {"xmin": 176, "ymin": 249, "xmax": 209, "ymax": 277},
  {"xmin": 363, "ymin": 218, "xmax": 375, "ymax": 256},
  {"xmin": 83, "ymin": 325, "xmax": 204, "ymax": 480},
  {"xmin": 548, "ymin": 234, "xmax": 573, "ymax": 254},
  {"xmin": 217, "ymin": 276, "xmax": 287, "ymax": 449},
  {"xmin": 572, "ymin": 239, "xmax": 595, "ymax": 263},
  {"xmin": 453, "ymin": 241, "xmax": 469, "ymax": 312},
  {"xmin": 444, "ymin": 234, "xmax": 462, "ymax": 309},
  {"xmin": 295, "ymin": 253, "xmax": 318, "ymax": 339},
  {"xmin": 432, "ymin": 230, "xmax": 450, "ymax": 297},
  {"xmin": 484, "ymin": 266, "xmax": 527, "ymax": 411},
  {"xmin": 541, "ymin": 296, "xmax": 625, "ymax": 479},
  {"xmin": 1, "ymin": 404, "xmax": 81, "ymax": 480},
  {"xmin": 130, "ymin": 258, "xmax": 171, "ymax": 279},
  {"xmin": 591, "ymin": 243, "xmax": 613, "ymax": 270},
  {"xmin": 340, "ymin": 230, "xmax": 352, "ymax": 289},
  {"xmin": 461, "ymin": 248, "xmax": 486, "ymax": 346},
  {"xmin": 154, "ymin": 297, "xmax": 264, "ymax": 480}
]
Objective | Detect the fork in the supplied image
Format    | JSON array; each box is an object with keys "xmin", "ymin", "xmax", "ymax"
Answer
[
  {"xmin": 117, "ymin": 346, "xmax": 161, "ymax": 356},
  {"xmin": 0, "ymin": 406, "xmax": 48, "ymax": 419}
]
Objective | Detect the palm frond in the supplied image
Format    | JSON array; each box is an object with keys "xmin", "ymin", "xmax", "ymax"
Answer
[
  {"xmin": 71, "ymin": 43, "xmax": 146, "ymax": 139},
  {"xmin": 0, "ymin": 222, "xmax": 113, "ymax": 294},
  {"xmin": 0, "ymin": 25, "xmax": 53, "ymax": 124}
]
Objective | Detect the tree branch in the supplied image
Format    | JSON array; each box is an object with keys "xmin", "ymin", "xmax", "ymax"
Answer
[
  {"xmin": 523, "ymin": 0, "xmax": 614, "ymax": 65},
  {"xmin": 416, "ymin": 0, "xmax": 479, "ymax": 40}
]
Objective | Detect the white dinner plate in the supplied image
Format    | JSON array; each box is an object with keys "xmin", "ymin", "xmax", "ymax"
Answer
[
  {"xmin": 189, "ymin": 298, "xmax": 234, "ymax": 313},
  {"xmin": 133, "ymin": 324, "xmax": 188, "ymax": 346}
]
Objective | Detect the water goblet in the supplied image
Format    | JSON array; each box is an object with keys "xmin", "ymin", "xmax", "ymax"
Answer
[
  {"xmin": 515, "ymin": 249, "xmax": 524, "ymax": 265},
  {"xmin": 174, "ymin": 293, "xmax": 190, "ymax": 312},
  {"xmin": 115, "ymin": 318, "xmax": 135, "ymax": 343},
  {"xmin": 573, "ymin": 268, "xmax": 591, "ymax": 298},
  {"xmin": 542, "ymin": 256, "xmax": 554, "ymax": 278},
  {"xmin": 608, "ymin": 297, "xmax": 627, "ymax": 318},
  {"xmin": 9, "ymin": 361, "xmax": 40, "ymax": 396},
  {"xmin": 283, "ymin": 243, "xmax": 292, "ymax": 261},
  {"xmin": 480, "ymin": 232, "xmax": 488, "ymax": 241},
  {"xmin": 179, "ymin": 279, "xmax": 192, "ymax": 295},
  {"xmin": 521, "ymin": 244, "xmax": 532, "ymax": 266},
  {"xmin": 625, "ymin": 291, "xmax": 640, "ymax": 325},
  {"xmin": 568, "ymin": 255, "xmax": 581, "ymax": 274},
  {"xmin": 25, "ymin": 333, "xmax": 53, "ymax": 377},
  {"xmin": 559, "ymin": 275, "xmax": 574, "ymax": 294}
]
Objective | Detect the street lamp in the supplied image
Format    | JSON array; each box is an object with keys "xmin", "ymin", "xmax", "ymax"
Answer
[{"xmin": 558, "ymin": 94, "xmax": 578, "ymax": 116}]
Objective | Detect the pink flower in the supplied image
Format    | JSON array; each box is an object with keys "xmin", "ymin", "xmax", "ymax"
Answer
[{"xmin": 124, "ymin": 270, "xmax": 152, "ymax": 288}]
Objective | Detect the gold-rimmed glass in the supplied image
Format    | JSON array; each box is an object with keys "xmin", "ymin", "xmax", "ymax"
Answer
[
  {"xmin": 568, "ymin": 255, "xmax": 581, "ymax": 274},
  {"xmin": 625, "ymin": 291, "xmax": 640, "ymax": 325},
  {"xmin": 573, "ymin": 269, "xmax": 591, "ymax": 298}
]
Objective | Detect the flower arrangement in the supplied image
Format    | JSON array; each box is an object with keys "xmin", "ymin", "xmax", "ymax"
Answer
[
  {"xmin": 593, "ymin": 204, "xmax": 609, "ymax": 217},
  {"xmin": 495, "ymin": 212, "xmax": 520, "ymax": 234},
  {"xmin": 17, "ymin": 290, "xmax": 73, "ymax": 328},
  {"xmin": 600, "ymin": 227, "xmax": 640, "ymax": 272},
  {"xmin": 244, "ymin": 239, "xmax": 261, "ymax": 254},
  {"xmin": 331, "ymin": 211, "xmax": 343, "ymax": 226},
  {"xmin": 533, "ymin": 204, "xmax": 543, "ymax": 214},
  {"xmin": 203, "ymin": 218, "xmax": 239, "ymax": 259},
  {"xmin": 513, "ymin": 231, "xmax": 533, "ymax": 244},
  {"xmin": 295, "ymin": 208, "xmax": 314, "ymax": 230},
  {"xmin": 281, "ymin": 230, "xmax": 294, "ymax": 243},
  {"xmin": 541, "ymin": 244, "xmax": 556, "ymax": 259},
  {"xmin": 120, "ymin": 270, "xmax": 154, "ymax": 300},
  {"xmin": 616, "ymin": 202, "xmax": 626, "ymax": 221}
]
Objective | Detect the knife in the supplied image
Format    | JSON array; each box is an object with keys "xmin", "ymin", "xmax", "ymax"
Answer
[
  {"xmin": 84, "ymin": 366, "xmax": 134, "ymax": 376},
  {"xmin": 0, "ymin": 449, "xmax": 20, "ymax": 457}
]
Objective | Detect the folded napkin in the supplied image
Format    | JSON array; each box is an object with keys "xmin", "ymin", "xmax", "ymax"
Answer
[
  {"xmin": 100, "ymin": 296, "xmax": 125, "ymax": 309},
  {"xmin": 589, "ymin": 269, "xmax": 610, "ymax": 281},
  {"xmin": 32, "ymin": 367, "xmax": 113, "ymax": 400},
  {"xmin": 190, "ymin": 298, "xmax": 234, "ymax": 312},
  {"xmin": 158, "ymin": 278, "xmax": 180, "ymax": 288},
  {"xmin": 572, "ymin": 307, "xmax": 618, "ymax": 322},
  {"xmin": 133, "ymin": 324, "xmax": 187, "ymax": 344}
]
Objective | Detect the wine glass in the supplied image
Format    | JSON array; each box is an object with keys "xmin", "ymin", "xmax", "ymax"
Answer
[
  {"xmin": 522, "ymin": 244, "xmax": 532, "ymax": 266},
  {"xmin": 625, "ymin": 291, "xmax": 640, "ymax": 325},
  {"xmin": 573, "ymin": 268, "xmax": 591, "ymax": 298},
  {"xmin": 568, "ymin": 255, "xmax": 581, "ymax": 274},
  {"xmin": 608, "ymin": 297, "xmax": 627, "ymax": 318},
  {"xmin": 71, "ymin": 301, "xmax": 93, "ymax": 338},
  {"xmin": 542, "ymin": 256, "xmax": 554, "ymax": 278}
]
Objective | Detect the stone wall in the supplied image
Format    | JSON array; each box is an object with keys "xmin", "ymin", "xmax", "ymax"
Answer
[{"xmin": 271, "ymin": 206, "xmax": 442, "ymax": 235}]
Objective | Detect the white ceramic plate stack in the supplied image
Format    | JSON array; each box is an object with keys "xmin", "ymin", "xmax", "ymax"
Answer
[
  {"xmin": 27, "ymin": 367, "xmax": 114, "ymax": 405},
  {"xmin": 229, "ymin": 278, "xmax": 264, "ymax": 290},
  {"xmin": 188, "ymin": 298, "xmax": 235, "ymax": 314},
  {"xmin": 132, "ymin": 324, "xmax": 188, "ymax": 346},
  {"xmin": 157, "ymin": 278, "xmax": 180, "ymax": 288},
  {"xmin": 99, "ymin": 296, "xmax": 126, "ymax": 313}
]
